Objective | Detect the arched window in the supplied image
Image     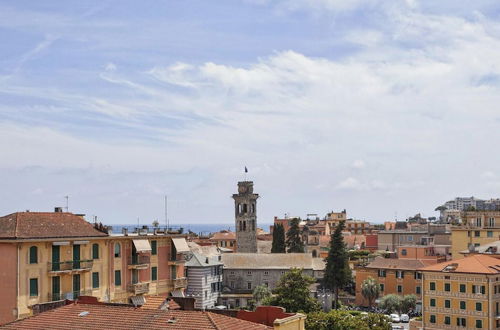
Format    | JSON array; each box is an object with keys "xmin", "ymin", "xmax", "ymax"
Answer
[
  {"xmin": 92, "ymin": 243, "xmax": 99, "ymax": 259},
  {"xmin": 114, "ymin": 243, "xmax": 121, "ymax": 258},
  {"xmin": 312, "ymin": 250, "xmax": 318, "ymax": 258},
  {"xmin": 29, "ymin": 246, "xmax": 38, "ymax": 264}
]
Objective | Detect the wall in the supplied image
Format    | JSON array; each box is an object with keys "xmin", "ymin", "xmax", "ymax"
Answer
[{"xmin": 0, "ymin": 243, "xmax": 17, "ymax": 325}]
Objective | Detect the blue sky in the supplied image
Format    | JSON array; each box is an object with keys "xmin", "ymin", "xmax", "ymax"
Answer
[{"xmin": 1, "ymin": 0, "xmax": 500, "ymax": 226}]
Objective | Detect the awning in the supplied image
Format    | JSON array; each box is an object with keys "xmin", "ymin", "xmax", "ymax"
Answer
[
  {"xmin": 130, "ymin": 295, "xmax": 146, "ymax": 306},
  {"xmin": 171, "ymin": 289, "xmax": 185, "ymax": 298},
  {"xmin": 172, "ymin": 238, "xmax": 190, "ymax": 253},
  {"xmin": 133, "ymin": 239, "xmax": 151, "ymax": 253}
]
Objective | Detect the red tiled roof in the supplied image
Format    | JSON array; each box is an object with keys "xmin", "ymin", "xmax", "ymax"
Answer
[
  {"xmin": 0, "ymin": 212, "xmax": 108, "ymax": 239},
  {"xmin": 419, "ymin": 254, "xmax": 500, "ymax": 274},
  {"xmin": 141, "ymin": 295, "xmax": 181, "ymax": 310},
  {"xmin": 366, "ymin": 256, "xmax": 426, "ymax": 270},
  {"xmin": 3, "ymin": 303, "xmax": 271, "ymax": 329},
  {"xmin": 210, "ymin": 231, "xmax": 236, "ymax": 240}
]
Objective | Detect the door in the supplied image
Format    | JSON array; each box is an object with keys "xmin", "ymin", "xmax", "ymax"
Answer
[
  {"xmin": 52, "ymin": 276, "xmax": 60, "ymax": 301},
  {"xmin": 73, "ymin": 244, "xmax": 80, "ymax": 269},
  {"xmin": 73, "ymin": 274, "xmax": 81, "ymax": 298},
  {"xmin": 132, "ymin": 269, "xmax": 139, "ymax": 284},
  {"xmin": 52, "ymin": 245, "xmax": 60, "ymax": 271},
  {"xmin": 131, "ymin": 245, "xmax": 138, "ymax": 264}
]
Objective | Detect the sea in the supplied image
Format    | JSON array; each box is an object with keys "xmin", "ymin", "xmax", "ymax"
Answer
[{"xmin": 111, "ymin": 223, "xmax": 273, "ymax": 235}]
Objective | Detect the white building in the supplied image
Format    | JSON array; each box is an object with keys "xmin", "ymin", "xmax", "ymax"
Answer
[{"xmin": 185, "ymin": 248, "xmax": 223, "ymax": 309}]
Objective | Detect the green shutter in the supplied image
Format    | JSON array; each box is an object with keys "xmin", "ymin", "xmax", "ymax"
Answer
[
  {"xmin": 152, "ymin": 266, "xmax": 158, "ymax": 281},
  {"xmin": 115, "ymin": 270, "xmax": 121, "ymax": 286},
  {"xmin": 29, "ymin": 246, "xmax": 38, "ymax": 264},
  {"xmin": 29, "ymin": 278, "xmax": 38, "ymax": 296},
  {"xmin": 92, "ymin": 272, "xmax": 99, "ymax": 289},
  {"xmin": 92, "ymin": 244, "xmax": 99, "ymax": 259},
  {"xmin": 476, "ymin": 302, "xmax": 482, "ymax": 311},
  {"xmin": 151, "ymin": 241, "xmax": 157, "ymax": 255}
]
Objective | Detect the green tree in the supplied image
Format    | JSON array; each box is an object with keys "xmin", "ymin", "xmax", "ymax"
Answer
[
  {"xmin": 401, "ymin": 294, "xmax": 417, "ymax": 313},
  {"xmin": 271, "ymin": 223, "xmax": 286, "ymax": 253},
  {"xmin": 285, "ymin": 218, "xmax": 305, "ymax": 253},
  {"xmin": 305, "ymin": 310, "xmax": 391, "ymax": 330},
  {"xmin": 361, "ymin": 277, "xmax": 379, "ymax": 307},
  {"xmin": 263, "ymin": 268, "xmax": 320, "ymax": 313},
  {"xmin": 252, "ymin": 284, "xmax": 272, "ymax": 306},
  {"xmin": 378, "ymin": 294, "xmax": 402, "ymax": 313},
  {"xmin": 323, "ymin": 220, "xmax": 351, "ymax": 309}
]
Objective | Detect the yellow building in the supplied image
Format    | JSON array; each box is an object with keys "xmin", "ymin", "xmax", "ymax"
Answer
[
  {"xmin": 451, "ymin": 211, "xmax": 500, "ymax": 259},
  {"xmin": 420, "ymin": 254, "xmax": 500, "ymax": 330},
  {"xmin": 0, "ymin": 210, "xmax": 189, "ymax": 325}
]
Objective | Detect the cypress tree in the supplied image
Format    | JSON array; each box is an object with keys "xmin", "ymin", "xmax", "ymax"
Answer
[
  {"xmin": 271, "ymin": 223, "xmax": 286, "ymax": 253},
  {"xmin": 323, "ymin": 220, "xmax": 351, "ymax": 309},
  {"xmin": 285, "ymin": 218, "xmax": 304, "ymax": 253}
]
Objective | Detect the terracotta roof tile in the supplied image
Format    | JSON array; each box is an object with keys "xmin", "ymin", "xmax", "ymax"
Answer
[
  {"xmin": 3, "ymin": 303, "xmax": 271, "ymax": 329},
  {"xmin": 0, "ymin": 212, "xmax": 107, "ymax": 239},
  {"xmin": 419, "ymin": 254, "xmax": 500, "ymax": 274},
  {"xmin": 366, "ymin": 257, "xmax": 426, "ymax": 270}
]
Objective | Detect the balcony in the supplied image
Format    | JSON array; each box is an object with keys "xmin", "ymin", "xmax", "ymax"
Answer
[
  {"xmin": 128, "ymin": 255, "xmax": 150, "ymax": 269},
  {"xmin": 127, "ymin": 282, "xmax": 150, "ymax": 295},
  {"xmin": 48, "ymin": 260, "xmax": 93, "ymax": 274},
  {"xmin": 170, "ymin": 277, "xmax": 188, "ymax": 289},
  {"xmin": 48, "ymin": 290, "xmax": 93, "ymax": 301}
]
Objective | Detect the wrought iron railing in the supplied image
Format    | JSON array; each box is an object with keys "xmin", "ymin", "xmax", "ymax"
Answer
[{"xmin": 48, "ymin": 260, "xmax": 93, "ymax": 272}]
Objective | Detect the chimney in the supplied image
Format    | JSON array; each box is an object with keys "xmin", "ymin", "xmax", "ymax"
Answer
[
  {"xmin": 122, "ymin": 227, "xmax": 128, "ymax": 236},
  {"xmin": 54, "ymin": 207, "xmax": 63, "ymax": 213}
]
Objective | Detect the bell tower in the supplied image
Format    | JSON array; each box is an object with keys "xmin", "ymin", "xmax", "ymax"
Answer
[{"xmin": 233, "ymin": 181, "xmax": 258, "ymax": 253}]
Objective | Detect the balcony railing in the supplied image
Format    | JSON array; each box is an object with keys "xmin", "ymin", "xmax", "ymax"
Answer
[
  {"xmin": 48, "ymin": 260, "xmax": 93, "ymax": 272},
  {"xmin": 171, "ymin": 277, "xmax": 188, "ymax": 289},
  {"xmin": 128, "ymin": 255, "xmax": 150, "ymax": 269},
  {"xmin": 48, "ymin": 290, "xmax": 93, "ymax": 301},
  {"xmin": 127, "ymin": 282, "xmax": 150, "ymax": 295}
]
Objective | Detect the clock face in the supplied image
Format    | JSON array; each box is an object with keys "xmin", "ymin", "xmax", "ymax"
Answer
[{"xmin": 238, "ymin": 185, "xmax": 247, "ymax": 194}]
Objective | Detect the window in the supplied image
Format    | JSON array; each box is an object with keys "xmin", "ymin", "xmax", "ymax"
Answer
[
  {"xmin": 205, "ymin": 291, "xmax": 207, "ymax": 298},
  {"xmin": 264, "ymin": 271, "xmax": 269, "ymax": 276},
  {"xmin": 29, "ymin": 278, "xmax": 38, "ymax": 297},
  {"xmin": 430, "ymin": 298, "xmax": 436, "ymax": 307},
  {"xmin": 92, "ymin": 243, "xmax": 99, "ymax": 259},
  {"xmin": 476, "ymin": 302, "xmax": 482, "ymax": 311},
  {"xmin": 378, "ymin": 270, "xmax": 386, "ymax": 277},
  {"xmin": 264, "ymin": 282, "xmax": 269, "ymax": 287},
  {"xmin": 457, "ymin": 317, "xmax": 466, "ymax": 327},
  {"xmin": 460, "ymin": 301, "xmax": 466, "ymax": 309},
  {"xmin": 230, "ymin": 281, "xmax": 234, "ymax": 288},
  {"xmin": 247, "ymin": 282, "xmax": 252, "ymax": 290},
  {"xmin": 414, "ymin": 272, "xmax": 422, "ymax": 279},
  {"xmin": 407, "ymin": 235, "xmax": 413, "ymax": 242},
  {"xmin": 114, "ymin": 243, "xmax": 121, "ymax": 258},
  {"xmin": 29, "ymin": 246, "xmax": 38, "ymax": 264},
  {"xmin": 247, "ymin": 271, "xmax": 252, "ymax": 276},
  {"xmin": 396, "ymin": 271, "xmax": 404, "ymax": 279},
  {"xmin": 430, "ymin": 282, "xmax": 436, "ymax": 290},
  {"xmin": 476, "ymin": 319, "xmax": 483, "ymax": 329},
  {"xmin": 445, "ymin": 316, "xmax": 451, "ymax": 325},
  {"xmin": 489, "ymin": 217, "xmax": 495, "ymax": 227},
  {"xmin": 114, "ymin": 270, "xmax": 121, "ymax": 286},
  {"xmin": 475, "ymin": 231, "xmax": 480, "ymax": 237},
  {"xmin": 460, "ymin": 284, "xmax": 466, "ymax": 293},
  {"xmin": 445, "ymin": 283, "xmax": 451, "ymax": 291},
  {"xmin": 380, "ymin": 284, "xmax": 384, "ymax": 292},
  {"xmin": 488, "ymin": 231, "xmax": 493, "ymax": 238},
  {"xmin": 230, "ymin": 271, "xmax": 235, "ymax": 275},
  {"xmin": 401, "ymin": 249, "xmax": 407, "ymax": 256},
  {"xmin": 473, "ymin": 285, "xmax": 486, "ymax": 294},
  {"xmin": 397, "ymin": 285, "xmax": 402, "ymax": 293},
  {"xmin": 92, "ymin": 272, "xmax": 99, "ymax": 289},
  {"xmin": 416, "ymin": 286, "xmax": 421, "ymax": 294},
  {"xmin": 445, "ymin": 299, "xmax": 451, "ymax": 308},
  {"xmin": 151, "ymin": 240, "xmax": 157, "ymax": 255},
  {"xmin": 430, "ymin": 315, "xmax": 436, "ymax": 324},
  {"xmin": 152, "ymin": 266, "xmax": 158, "ymax": 281}
]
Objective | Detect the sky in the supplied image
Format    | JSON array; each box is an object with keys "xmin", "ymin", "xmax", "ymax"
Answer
[{"xmin": 1, "ymin": 0, "xmax": 500, "ymax": 226}]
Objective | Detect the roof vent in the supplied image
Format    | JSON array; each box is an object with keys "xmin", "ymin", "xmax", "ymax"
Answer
[
  {"xmin": 167, "ymin": 317, "xmax": 177, "ymax": 324},
  {"xmin": 54, "ymin": 207, "xmax": 63, "ymax": 213},
  {"xmin": 78, "ymin": 311, "xmax": 89, "ymax": 317},
  {"xmin": 443, "ymin": 263, "xmax": 458, "ymax": 272}
]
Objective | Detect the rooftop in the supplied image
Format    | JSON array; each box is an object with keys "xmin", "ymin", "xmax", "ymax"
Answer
[
  {"xmin": 3, "ymin": 302, "xmax": 271, "ymax": 330},
  {"xmin": 222, "ymin": 253, "xmax": 325, "ymax": 270},
  {"xmin": 0, "ymin": 212, "xmax": 108, "ymax": 239},
  {"xmin": 365, "ymin": 256, "xmax": 426, "ymax": 270},
  {"xmin": 419, "ymin": 254, "xmax": 500, "ymax": 274}
]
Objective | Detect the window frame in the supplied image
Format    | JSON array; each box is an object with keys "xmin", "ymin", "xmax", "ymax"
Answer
[{"xmin": 29, "ymin": 246, "xmax": 38, "ymax": 264}]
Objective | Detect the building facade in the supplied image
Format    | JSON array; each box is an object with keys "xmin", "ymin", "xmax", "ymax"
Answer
[
  {"xmin": 451, "ymin": 211, "xmax": 500, "ymax": 259},
  {"xmin": 185, "ymin": 252, "xmax": 223, "ymax": 309},
  {"xmin": 233, "ymin": 181, "xmax": 258, "ymax": 253},
  {"xmin": 0, "ymin": 210, "xmax": 189, "ymax": 325},
  {"xmin": 420, "ymin": 254, "xmax": 500, "ymax": 329}
]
